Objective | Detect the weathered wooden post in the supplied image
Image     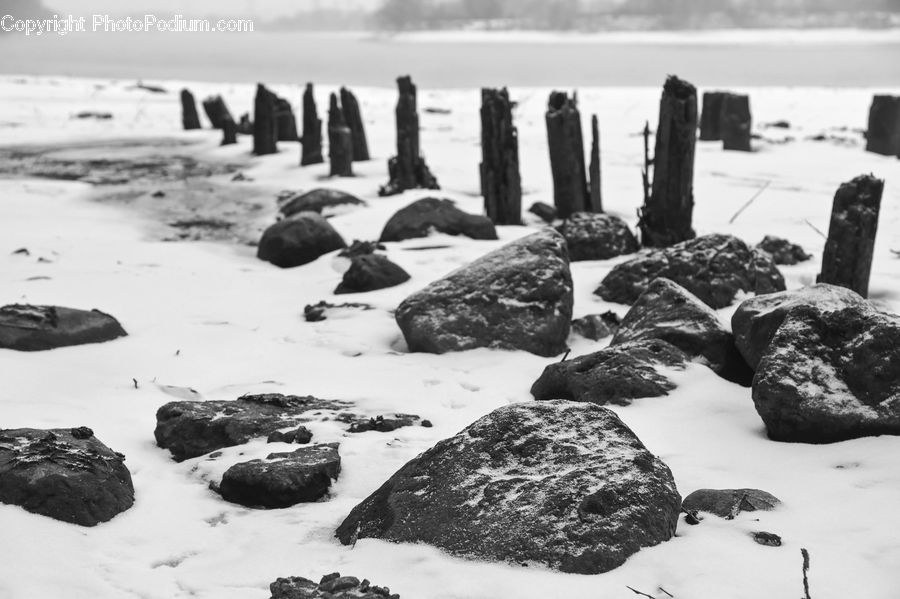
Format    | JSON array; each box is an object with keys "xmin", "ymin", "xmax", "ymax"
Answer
[
  {"xmin": 699, "ymin": 91, "xmax": 727, "ymax": 141},
  {"xmin": 865, "ymin": 95, "xmax": 900, "ymax": 156},
  {"xmin": 221, "ymin": 116, "xmax": 237, "ymax": 145},
  {"xmin": 721, "ymin": 93, "xmax": 752, "ymax": 152},
  {"xmin": 638, "ymin": 75, "xmax": 698, "ymax": 247},
  {"xmin": 589, "ymin": 114, "xmax": 603, "ymax": 212},
  {"xmin": 180, "ymin": 89, "xmax": 201, "ymax": 130},
  {"xmin": 237, "ymin": 113, "xmax": 253, "ymax": 135},
  {"xmin": 202, "ymin": 95, "xmax": 233, "ymax": 130},
  {"xmin": 817, "ymin": 174, "xmax": 884, "ymax": 298},
  {"xmin": 252, "ymin": 83, "xmax": 278, "ymax": 156},
  {"xmin": 545, "ymin": 91, "xmax": 589, "ymax": 218},
  {"xmin": 275, "ymin": 96, "xmax": 299, "ymax": 141},
  {"xmin": 480, "ymin": 87, "xmax": 521, "ymax": 225},
  {"xmin": 340, "ymin": 87, "xmax": 370, "ymax": 161},
  {"xmin": 301, "ymin": 83, "xmax": 324, "ymax": 166},
  {"xmin": 379, "ymin": 75, "xmax": 440, "ymax": 196},
  {"xmin": 328, "ymin": 93, "xmax": 354, "ymax": 177}
]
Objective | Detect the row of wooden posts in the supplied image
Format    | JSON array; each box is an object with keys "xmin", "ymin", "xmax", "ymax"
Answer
[{"xmin": 179, "ymin": 76, "xmax": 888, "ymax": 300}]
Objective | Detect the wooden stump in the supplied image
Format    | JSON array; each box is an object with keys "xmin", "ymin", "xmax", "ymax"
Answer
[
  {"xmin": 480, "ymin": 87, "xmax": 521, "ymax": 225},
  {"xmin": 237, "ymin": 113, "xmax": 253, "ymax": 135},
  {"xmin": 721, "ymin": 93, "xmax": 752, "ymax": 152},
  {"xmin": 253, "ymin": 83, "xmax": 278, "ymax": 156},
  {"xmin": 638, "ymin": 76, "xmax": 698, "ymax": 248},
  {"xmin": 817, "ymin": 174, "xmax": 884, "ymax": 298},
  {"xmin": 589, "ymin": 114, "xmax": 603, "ymax": 213},
  {"xmin": 545, "ymin": 91, "xmax": 588, "ymax": 218},
  {"xmin": 275, "ymin": 96, "xmax": 299, "ymax": 142},
  {"xmin": 340, "ymin": 87, "xmax": 370, "ymax": 161},
  {"xmin": 202, "ymin": 95, "xmax": 233, "ymax": 130},
  {"xmin": 699, "ymin": 91, "xmax": 727, "ymax": 141},
  {"xmin": 300, "ymin": 83, "xmax": 324, "ymax": 166},
  {"xmin": 865, "ymin": 95, "xmax": 900, "ymax": 157},
  {"xmin": 379, "ymin": 75, "xmax": 440, "ymax": 196},
  {"xmin": 328, "ymin": 93, "xmax": 354, "ymax": 177},
  {"xmin": 180, "ymin": 89, "xmax": 201, "ymax": 130},
  {"xmin": 221, "ymin": 117, "xmax": 237, "ymax": 145}
]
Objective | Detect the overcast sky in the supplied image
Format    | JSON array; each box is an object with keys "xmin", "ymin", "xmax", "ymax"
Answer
[{"xmin": 45, "ymin": 0, "xmax": 382, "ymax": 19}]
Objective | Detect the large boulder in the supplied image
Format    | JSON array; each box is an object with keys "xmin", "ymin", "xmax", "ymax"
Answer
[
  {"xmin": 755, "ymin": 235, "xmax": 811, "ymax": 266},
  {"xmin": 611, "ymin": 278, "xmax": 752, "ymax": 384},
  {"xmin": 395, "ymin": 229, "xmax": 573, "ymax": 357},
  {"xmin": 257, "ymin": 212, "xmax": 347, "ymax": 268},
  {"xmin": 379, "ymin": 198, "xmax": 497, "ymax": 243},
  {"xmin": 732, "ymin": 284, "xmax": 867, "ymax": 370},
  {"xmin": 555, "ymin": 212, "xmax": 638, "ymax": 261},
  {"xmin": 595, "ymin": 233, "xmax": 785, "ymax": 309},
  {"xmin": 0, "ymin": 304, "xmax": 126, "ymax": 351},
  {"xmin": 752, "ymin": 303, "xmax": 900, "ymax": 442},
  {"xmin": 0, "ymin": 427, "xmax": 134, "ymax": 526},
  {"xmin": 335, "ymin": 401, "xmax": 681, "ymax": 574},
  {"xmin": 530, "ymin": 339, "xmax": 688, "ymax": 406},
  {"xmin": 270, "ymin": 573, "xmax": 399, "ymax": 599},
  {"xmin": 279, "ymin": 188, "xmax": 366, "ymax": 219},
  {"xmin": 217, "ymin": 444, "xmax": 340, "ymax": 509},
  {"xmin": 682, "ymin": 488, "xmax": 780, "ymax": 519},
  {"xmin": 154, "ymin": 393, "xmax": 349, "ymax": 461},
  {"xmin": 335, "ymin": 254, "xmax": 411, "ymax": 295}
]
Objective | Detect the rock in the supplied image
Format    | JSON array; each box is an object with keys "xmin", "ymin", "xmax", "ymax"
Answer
[
  {"xmin": 257, "ymin": 212, "xmax": 347, "ymax": 268},
  {"xmin": 0, "ymin": 304, "xmax": 127, "ymax": 351},
  {"xmin": 595, "ymin": 233, "xmax": 785, "ymax": 309},
  {"xmin": 395, "ymin": 228, "xmax": 573, "ymax": 357},
  {"xmin": 752, "ymin": 303, "xmax": 900, "ymax": 442},
  {"xmin": 154, "ymin": 393, "xmax": 350, "ymax": 461},
  {"xmin": 752, "ymin": 532, "xmax": 782, "ymax": 547},
  {"xmin": 279, "ymin": 189, "xmax": 366, "ymax": 219},
  {"xmin": 755, "ymin": 235, "xmax": 812, "ymax": 266},
  {"xmin": 529, "ymin": 201, "xmax": 557, "ymax": 223},
  {"xmin": 0, "ymin": 428, "xmax": 134, "ymax": 526},
  {"xmin": 335, "ymin": 400, "xmax": 680, "ymax": 574},
  {"xmin": 346, "ymin": 414, "xmax": 424, "ymax": 433},
  {"xmin": 267, "ymin": 426, "xmax": 313, "ymax": 444},
  {"xmin": 303, "ymin": 301, "xmax": 373, "ymax": 322},
  {"xmin": 379, "ymin": 198, "xmax": 497, "ymax": 243},
  {"xmin": 269, "ymin": 573, "xmax": 399, "ymax": 599},
  {"xmin": 731, "ymin": 284, "xmax": 866, "ymax": 370},
  {"xmin": 338, "ymin": 240, "xmax": 386, "ymax": 259},
  {"xmin": 610, "ymin": 278, "xmax": 753, "ymax": 384},
  {"xmin": 530, "ymin": 339, "xmax": 688, "ymax": 406},
  {"xmin": 555, "ymin": 212, "xmax": 638, "ymax": 261},
  {"xmin": 335, "ymin": 254, "xmax": 411, "ymax": 295},
  {"xmin": 682, "ymin": 488, "xmax": 780, "ymax": 518},
  {"xmin": 217, "ymin": 444, "xmax": 340, "ymax": 509},
  {"xmin": 571, "ymin": 311, "xmax": 621, "ymax": 341}
]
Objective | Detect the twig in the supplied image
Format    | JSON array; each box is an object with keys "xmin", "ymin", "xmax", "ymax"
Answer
[
  {"xmin": 728, "ymin": 180, "xmax": 771, "ymax": 224},
  {"xmin": 803, "ymin": 219, "xmax": 827, "ymax": 240},
  {"xmin": 658, "ymin": 588, "xmax": 674, "ymax": 598},
  {"xmin": 560, "ymin": 349, "xmax": 571, "ymax": 362},
  {"xmin": 132, "ymin": 378, "xmax": 139, "ymax": 389},
  {"xmin": 626, "ymin": 586, "xmax": 657, "ymax": 599},
  {"xmin": 801, "ymin": 548, "xmax": 811, "ymax": 599}
]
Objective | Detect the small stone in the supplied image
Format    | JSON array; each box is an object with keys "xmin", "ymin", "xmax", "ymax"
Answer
[
  {"xmin": 571, "ymin": 312, "xmax": 621, "ymax": 341},
  {"xmin": 70, "ymin": 426, "xmax": 94, "ymax": 440},
  {"xmin": 379, "ymin": 197, "xmax": 497, "ymax": 242},
  {"xmin": 752, "ymin": 532, "xmax": 782, "ymax": 547}
]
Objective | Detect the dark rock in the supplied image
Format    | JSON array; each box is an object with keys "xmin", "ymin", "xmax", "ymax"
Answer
[
  {"xmin": 528, "ymin": 201, "xmax": 557, "ymax": 223},
  {"xmin": 756, "ymin": 235, "xmax": 812, "ymax": 265},
  {"xmin": 303, "ymin": 301, "xmax": 373, "ymax": 322},
  {"xmin": 530, "ymin": 339, "xmax": 688, "ymax": 406},
  {"xmin": 0, "ymin": 428, "xmax": 134, "ymax": 526},
  {"xmin": 336, "ymin": 400, "xmax": 680, "ymax": 574},
  {"xmin": 731, "ymin": 284, "xmax": 866, "ymax": 370},
  {"xmin": 379, "ymin": 198, "xmax": 497, "ymax": 243},
  {"xmin": 555, "ymin": 212, "xmax": 638, "ymax": 261},
  {"xmin": 217, "ymin": 444, "xmax": 340, "ymax": 509},
  {"xmin": 347, "ymin": 414, "xmax": 423, "ymax": 433},
  {"xmin": 154, "ymin": 393, "xmax": 350, "ymax": 461},
  {"xmin": 0, "ymin": 304, "xmax": 127, "ymax": 351},
  {"xmin": 595, "ymin": 233, "xmax": 785, "ymax": 309},
  {"xmin": 752, "ymin": 532, "xmax": 782, "ymax": 547},
  {"xmin": 279, "ymin": 189, "xmax": 366, "ymax": 219},
  {"xmin": 752, "ymin": 303, "xmax": 900, "ymax": 443},
  {"xmin": 611, "ymin": 278, "xmax": 752, "ymax": 385},
  {"xmin": 682, "ymin": 488, "xmax": 780, "ymax": 518},
  {"xmin": 257, "ymin": 212, "xmax": 347, "ymax": 268},
  {"xmin": 267, "ymin": 426, "xmax": 313, "ymax": 444},
  {"xmin": 338, "ymin": 240, "xmax": 386, "ymax": 259},
  {"xmin": 269, "ymin": 574, "xmax": 399, "ymax": 599},
  {"xmin": 335, "ymin": 255, "xmax": 411, "ymax": 295},
  {"xmin": 395, "ymin": 228, "xmax": 572, "ymax": 357},
  {"xmin": 571, "ymin": 311, "xmax": 621, "ymax": 341}
]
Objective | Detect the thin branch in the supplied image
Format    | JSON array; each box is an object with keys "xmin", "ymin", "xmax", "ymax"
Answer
[
  {"xmin": 728, "ymin": 180, "xmax": 771, "ymax": 224},
  {"xmin": 626, "ymin": 586, "xmax": 657, "ymax": 599},
  {"xmin": 803, "ymin": 219, "xmax": 827, "ymax": 239},
  {"xmin": 801, "ymin": 548, "xmax": 811, "ymax": 599},
  {"xmin": 658, "ymin": 588, "xmax": 674, "ymax": 598}
]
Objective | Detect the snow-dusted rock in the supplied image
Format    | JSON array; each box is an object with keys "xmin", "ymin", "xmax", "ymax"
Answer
[
  {"xmin": 270, "ymin": 573, "xmax": 399, "ymax": 599},
  {"xmin": 530, "ymin": 339, "xmax": 688, "ymax": 406},
  {"xmin": 154, "ymin": 394, "xmax": 349, "ymax": 461},
  {"xmin": 0, "ymin": 427, "xmax": 134, "ymax": 526},
  {"xmin": 335, "ymin": 254, "xmax": 410, "ymax": 294},
  {"xmin": 528, "ymin": 201, "xmax": 557, "ymax": 223},
  {"xmin": 594, "ymin": 233, "xmax": 785, "ymax": 309},
  {"xmin": 217, "ymin": 444, "xmax": 340, "ymax": 509},
  {"xmin": 0, "ymin": 304, "xmax": 126, "ymax": 351},
  {"xmin": 395, "ymin": 228, "xmax": 573, "ymax": 357},
  {"xmin": 279, "ymin": 188, "xmax": 365, "ymax": 218},
  {"xmin": 611, "ymin": 278, "xmax": 752, "ymax": 384},
  {"xmin": 555, "ymin": 211, "xmax": 638, "ymax": 261},
  {"xmin": 732, "ymin": 283, "xmax": 866, "ymax": 370},
  {"xmin": 571, "ymin": 311, "xmax": 621, "ymax": 341},
  {"xmin": 336, "ymin": 401, "xmax": 680, "ymax": 574},
  {"xmin": 378, "ymin": 197, "xmax": 497, "ymax": 242},
  {"xmin": 682, "ymin": 488, "xmax": 780, "ymax": 518},
  {"xmin": 257, "ymin": 212, "xmax": 347, "ymax": 268},
  {"xmin": 755, "ymin": 235, "xmax": 811, "ymax": 265},
  {"xmin": 753, "ymin": 303, "xmax": 900, "ymax": 442}
]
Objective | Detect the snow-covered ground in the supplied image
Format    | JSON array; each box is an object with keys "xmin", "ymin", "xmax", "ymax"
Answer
[{"xmin": 1, "ymin": 75, "xmax": 900, "ymax": 599}]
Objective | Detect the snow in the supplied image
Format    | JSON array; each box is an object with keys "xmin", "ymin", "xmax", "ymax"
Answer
[{"xmin": 1, "ymin": 74, "xmax": 900, "ymax": 599}]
